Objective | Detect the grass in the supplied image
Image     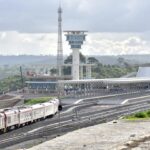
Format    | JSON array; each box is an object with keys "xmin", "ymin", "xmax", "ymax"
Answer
[
  {"xmin": 25, "ymin": 97, "xmax": 55, "ymax": 105},
  {"xmin": 124, "ymin": 110, "xmax": 150, "ymax": 120}
]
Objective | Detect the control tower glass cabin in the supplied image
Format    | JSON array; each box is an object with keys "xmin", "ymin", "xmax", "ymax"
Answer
[{"xmin": 64, "ymin": 31, "xmax": 87, "ymax": 80}]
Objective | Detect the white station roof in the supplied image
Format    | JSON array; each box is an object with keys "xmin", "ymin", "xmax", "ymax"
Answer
[
  {"xmin": 58, "ymin": 77, "xmax": 150, "ymax": 84},
  {"xmin": 26, "ymin": 77, "xmax": 150, "ymax": 85}
]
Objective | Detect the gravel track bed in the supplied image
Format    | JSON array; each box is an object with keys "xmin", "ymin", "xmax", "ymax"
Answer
[
  {"xmin": 0, "ymin": 95, "xmax": 13, "ymax": 100},
  {"xmin": 77, "ymin": 105, "xmax": 113, "ymax": 114}
]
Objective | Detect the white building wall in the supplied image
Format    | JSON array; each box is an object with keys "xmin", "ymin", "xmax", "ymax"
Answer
[{"xmin": 72, "ymin": 49, "xmax": 80, "ymax": 80}]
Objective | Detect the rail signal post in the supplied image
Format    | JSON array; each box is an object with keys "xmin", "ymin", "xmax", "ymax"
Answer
[{"xmin": 64, "ymin": 31, "xmax": 87, "ymax": 80}]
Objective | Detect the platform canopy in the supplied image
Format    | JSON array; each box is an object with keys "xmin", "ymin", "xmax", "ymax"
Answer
[{"xmin": 58, "ymin": 77, "xmax": 150, "ymax": 84}]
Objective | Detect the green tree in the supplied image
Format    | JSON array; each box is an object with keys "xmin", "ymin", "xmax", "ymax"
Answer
[
  {"xmin": 117, "ymin": 57, "xmax": 125, "ymax": 67},
  {"xmin": 87, "ymin": 57, "xmax": 99, "ymax": 64},
  {"xmin": 64, "ymin": 55, "xmax": 72, "ymax": 64},
  {"xmin": 63, "ymin": 66, "xmax": 71, "ymax": 75},
  {"xmin": 63, "ymin": 52, "xmax": 86, "ymax": 75},
  {"xmin": 64, "ymin": 52, "xmax": 86, "ymax": 64},
  {"xmin": 0, "ymin": 75, "xmax": 25, "ymax": 94},
  {"xmin": 50, "ymin": 68, "xmax": 57, "ymax": 75}
]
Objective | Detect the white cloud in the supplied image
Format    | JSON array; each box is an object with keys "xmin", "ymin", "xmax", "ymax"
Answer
[
  {"xmin": 82, "ymin": 33, "xmax": 149, "ymax": 55},
  {"xmin": 0, "ymin": 31, "xmax": 58, "ymax": 55},
  {"xmin": 0, "ymin": 31, "xmax": 149, "ymax": 56},
  {"xmin": 0, "ymin": 1, "xmax": 150, "ymax": 56}
]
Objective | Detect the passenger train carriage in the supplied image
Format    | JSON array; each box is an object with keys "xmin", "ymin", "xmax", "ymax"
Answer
[
  {"xmin": 0, "ymin": 113, "xmax": 5, "ymax": 132},
  {"xmin": 0, "ymin": 98, "xmax": 61, "ymax": 133},
  {"xmin": 19, "ymin": 107, "xmax": 32, "ymax": 125},
  {"xmin": 4, "ymin": 109, "xmax": 19, "ymax": 130}
]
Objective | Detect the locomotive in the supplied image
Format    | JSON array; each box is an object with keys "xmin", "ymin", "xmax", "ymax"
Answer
[{"xmin": 0, "ymin": 98, "xmax": 61, "ymax": 133}]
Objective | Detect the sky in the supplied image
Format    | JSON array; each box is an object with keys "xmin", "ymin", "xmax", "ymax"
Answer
[{"xmin": 0, "ymin": 0, "xmax": 150, "ymax": 56}]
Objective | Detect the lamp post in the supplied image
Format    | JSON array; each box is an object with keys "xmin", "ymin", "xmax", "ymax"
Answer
[{"xmin": 20, "ymin": 66, "xmax": 24, "ymax": 93}]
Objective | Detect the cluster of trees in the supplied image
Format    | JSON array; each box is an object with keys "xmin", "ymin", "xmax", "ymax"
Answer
[
  {"xmin": 59, "ymin": 53, "xmax": 138, "ymax": 78},
  {"xmin": 50, "ymin": 53, "xmax": 100, "ymax": 76},
  {"xmin": 93, "ymin": 64, "xmax": 137, "ymax": 78},
  {"xmin": 0, "ymin": 75, "xmax": 23, "ymax": 94}
]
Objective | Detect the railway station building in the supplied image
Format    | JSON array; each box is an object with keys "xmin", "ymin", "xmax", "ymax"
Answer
[{"xmin": 26, "ymin": 78, "xmax": 150, "ymax": 98}]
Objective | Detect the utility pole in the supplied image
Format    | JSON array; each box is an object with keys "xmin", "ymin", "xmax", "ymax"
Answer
[{"xmin": 20, "ymin": 66, "xmax": 24, "ymax": 93}]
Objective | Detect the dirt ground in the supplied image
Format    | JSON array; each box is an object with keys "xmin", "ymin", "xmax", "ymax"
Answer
[{"xmin": 15, "ymin": 119, "xmax": 150, "ymax": 150}]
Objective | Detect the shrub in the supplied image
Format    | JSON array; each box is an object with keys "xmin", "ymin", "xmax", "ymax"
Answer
[
  {"xmin": 25, "ymin": 97, "xmax": 53, "ymax": 105},
  {"xmin": 134, "ymin": 112, "xmax": 146, "ymax": 118},
  {"xmin": 147, "ymin": 110, "xmax": 150, "ymax": 117}
]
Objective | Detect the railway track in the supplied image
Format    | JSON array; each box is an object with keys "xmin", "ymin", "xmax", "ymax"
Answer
[{"xmin": 1, "ymin": 98, "xmax": 150, "ymax": 149}]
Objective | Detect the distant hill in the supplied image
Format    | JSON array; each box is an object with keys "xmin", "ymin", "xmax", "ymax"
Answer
[
  {"xmin": 0, "ymin": 54, "xmax": 150, "ymax": 66},
  {"xmin": 0, "ymin": 55, "xmax": 56, "ymax": 66},
  {"xmin": 95, "ymin": 55, "xmax": 150, "ymax": 65}
]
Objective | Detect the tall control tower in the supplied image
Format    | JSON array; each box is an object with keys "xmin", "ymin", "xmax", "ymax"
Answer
[
  {"xmin": 57, "ymin": 2, "xmax": 63, "ymax": 77},
  {"xmin": 64, "ymin": 31, "xmax": 87, "ymax": 80}
]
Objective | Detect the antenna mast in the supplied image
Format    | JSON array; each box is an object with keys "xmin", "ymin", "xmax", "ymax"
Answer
[{"xmin": 57, "ymin": 0, "xmax": 63, "ymax": 77}]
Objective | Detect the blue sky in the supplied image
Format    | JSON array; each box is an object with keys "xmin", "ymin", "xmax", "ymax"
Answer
[{"xmin": 0, "ymin": 0, "xmax": 150, "ymax": 55}]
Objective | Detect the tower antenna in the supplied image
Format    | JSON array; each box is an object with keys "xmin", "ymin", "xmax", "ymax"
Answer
[
  {"xmin": 57, "ymin": 0, "xmax": 63, "ymax": 77},
  {"xmin": 59, "ymin": 0, "xmax": 61, "ymax": 7}
]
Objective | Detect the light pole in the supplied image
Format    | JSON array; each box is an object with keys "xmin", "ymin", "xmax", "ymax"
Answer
[{"xmin": 20, "ymin": 66, "xmax": 24, "ymax": 93}]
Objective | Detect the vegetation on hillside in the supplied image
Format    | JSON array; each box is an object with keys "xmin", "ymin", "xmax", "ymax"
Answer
[
  {"xmin": 0, "ymin": 75, "xmax": 24, "ymax": 94},
  {"xmin": 62, "ymin": 53, "xmax": 138, "ymax": 78},
  {"xmin": 124, "ymin": 110, "xmax": 150, "ymax": 120},
  {"xmin": 93, "ymin": 64, "xmax": 137, "ymax": 78},
  {"xmin": 25, "ymin": 97, "xmax": 54, "ymax": 105}
]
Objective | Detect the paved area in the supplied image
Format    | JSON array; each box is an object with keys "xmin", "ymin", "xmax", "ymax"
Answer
[
  {"xmin": 27, "ymin": 120, "xmax": 150, "ymax": 150},
  {"xmin": 97, "ymin": 98, "xmax": 124, "ymax": 105},
  {"xmin": 61, "ymin": 98, "xmax": 79, "ymax": 105}
]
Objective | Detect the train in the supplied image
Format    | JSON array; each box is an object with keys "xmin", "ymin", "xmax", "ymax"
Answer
[{"xmin": 0, "ymin": 98, "xmax": 62, "ymax": 133}]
